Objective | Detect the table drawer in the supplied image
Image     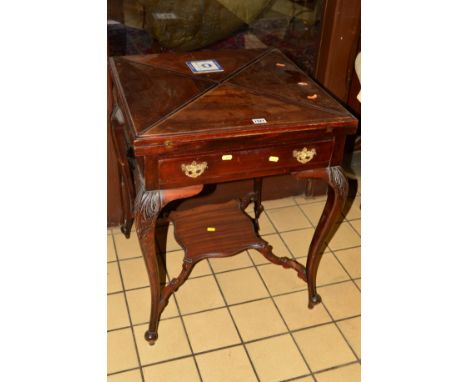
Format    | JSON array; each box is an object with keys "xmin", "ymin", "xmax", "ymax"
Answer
[{"xmin": 158, "ymin": 140, "xmax": 333, "ymax": 187}]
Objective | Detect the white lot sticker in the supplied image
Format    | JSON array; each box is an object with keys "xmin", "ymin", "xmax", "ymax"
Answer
[
  {"xmin": 153, "ymin": 12, "xmax": 177, "ymax": 19},
  {"xmin": 186, "ymin": 59, "xmax": 224, "ymax": 74},
  {"xmin": 252, "ymin": 118, "xmax": 267, "ymax": 124}
]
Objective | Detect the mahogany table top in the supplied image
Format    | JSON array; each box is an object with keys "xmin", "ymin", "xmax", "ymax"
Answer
[{"xmin": 110, "ymin": 48, "xmax": 357, "ymax": 156}]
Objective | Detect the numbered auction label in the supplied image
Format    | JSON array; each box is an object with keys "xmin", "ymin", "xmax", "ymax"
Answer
[
  {"xmin": 252, "ymin": 118, "xmax": 267, "ymax": 124},
  {"xmin": 153, "ymin": 12, "xmax": 177, "ymax": 19},
  {"xmin": 186, "ymin": 59, "xmax": 224, "ymax": 74}
]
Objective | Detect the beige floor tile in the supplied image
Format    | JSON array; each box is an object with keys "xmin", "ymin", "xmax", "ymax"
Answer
[
  {"xmin": 262, "ymin": 196, "xmax": 296, "ymax": 209},
  {"xmin": 274, "ymin": 290, "xmax": 332, "ymax": 330},
  {"xmin": 280, "ymin": 228, "xmax": 320, "ymax": 258},
  {"xmin": 343, "ymin": 196, "xmax": 361, "ymax": 221},
  {"xmin": 108, "ymin": 235, "xmax": 117, "ymax": 262},
  {"xmin": 257, "ymin": 212, "xmax": 276, "ymax": 235},
  {"xmin": 326, "ymin": 222, "xmax": 361, "ymax": 251},
  {"xmin": 299, "ymin": 201, "xmax": 327, "ymax": 227},
  {"xmin": 248, "ymin": 249, "xmax": 270, "ymax": 266},
  {"xmin": 108, "ymin": 293, "xmax": 130, "ymax": 330},
  {"xmin": 108, "ymin": 262, "xmax": 123, "ymax": 294},
  {"xmin": 354, "ymin": 279, "xmax": 361, "ymax": 289},
  {"xmin": 316, "ymin": 253, "xmax": 350, "ymax": 285},
  {"xmin": 318, "ymin": 281, "xmax": 361, "ymax": 320},
  {"xmin": 295, "ymin": 252, "xmax": 350, "ymax": 286},
  {"xmin": 257, "ymin": 263, "xmax": 307, "ymax": 295},
  {"xmin": 108, "ymin": 369, "xmax": 142, "ymax": 382},
  {"xmin": 119, "ymin": 258, "xmax": 149, "ymax": 290},
  {"xmin": 113, "ymin": 233, "xmax": 142, "ymax": 260},
  {"xmin": 293, "ymin": 324, "xmax": 356, "ymax": 371},
  {"xmin": 266, "ymin": 206, "xmax": 312, "ymax": 232},
  {"xmin": 294, "ymin": 193, "xmax": 327, "ymax": 205},
  {"xmin": 183, "ymin": 308, "xmax": 241, "ymax": 353},
  {"xmin": 107, "ymin": 328, "xmax": 139, "ymax": 374},
  {"xmin": 175, "ymin": 275, "xmax": 225, "ymax": 315},
  {"xmin": 166, "ymin": 250, "xmax": 211, "ymax": 279},
  {"xmin": 166, "ymin": 223, "xmax": 183, "ymax": 252},
  {"xmin": 196, "ymin": 346, "xmax": 257, "ymax": 382},
  {"xmin": 143, "ymin": 357, "xmax": 200, "ymax": 382},
  {"xmin": 350, "ymin": 219, "xmax": 361, "ymax": 235},
  {"xmin": 134, "ymin": 318, "xmax": 191, "ymax": 365},
  {"xmin": 125, "ymin": 287, "xmax": 178, "ymax": 325},
  {"xmin": 334, "ymin": 247, "xmax": 361, "ymax": 279},
  {"xmin": 209, "ymin": 250, "xmax": 253, "ymax": 273},
  {"xmin": 230, "ymin": 299, "xmax": 287, "ymax": 341},
  {"xmin": 246, "ymin": 334, "xmax": 309, "ymax": 381},
  {"xmin": 337, "ymin": 316, "xmax": 361, "ymax": 358},
  {"xmin": 315, "ymin": 363, "xmax": 361, "ymax": 382},
  {"xmin": 245, "ymin": 208, "xmax": 276, "ymax": 235},
  {"xmin": 265, "ymin": 233, "xmax": 294, "ymax": 258},
  {"xmin": 217, "ymin": 268, "xmax": 269, "ymax": 304}
]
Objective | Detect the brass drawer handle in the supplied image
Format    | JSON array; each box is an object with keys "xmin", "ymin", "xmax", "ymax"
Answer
[
  {"xmin": 181, "ymin": 161, "xmax": 208, "ymax": 178},
  {"xmin": 293, "ymin": 147, "xmax": 317, "ymax": 164}
]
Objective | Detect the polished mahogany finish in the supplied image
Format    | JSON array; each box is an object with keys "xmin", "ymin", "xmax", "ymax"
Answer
[{"xmin": 109, "ymin": 48, "xmax": 358, "ymax": 345}]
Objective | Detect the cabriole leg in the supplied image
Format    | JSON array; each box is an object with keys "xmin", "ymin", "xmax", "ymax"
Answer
[
  {"xmin": 134, "ymin": 185, "xmax": 204, "ymax": 345},
  {"xmin": 134, "ymin": 189, "xmax": 162, "ymax": 345},
  {"xmin": 295, "ymin": 166, "xmax": 348, "ymax": 308}
]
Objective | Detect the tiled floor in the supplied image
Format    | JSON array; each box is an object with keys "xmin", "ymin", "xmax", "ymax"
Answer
[{"xmin": 108, "ymin": 186, "xmax": 361, "ymax": 382}]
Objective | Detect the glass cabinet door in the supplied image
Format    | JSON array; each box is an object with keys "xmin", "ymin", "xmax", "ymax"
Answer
[{"xmin": 108, "ymin": 0, "xmax": 324, "ymax": 77}]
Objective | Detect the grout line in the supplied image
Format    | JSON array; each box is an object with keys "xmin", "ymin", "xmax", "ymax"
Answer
[
  {"xmin": 255, "ymin": 205, "xmax": 314, "ymax": 265},
  {"xmin": 281, "ymin": 374, "xmax": 314, "ymax": 382},
  {"xmin": 312, "ymin": 359, "xmax": 361, "ymax": 375},
  {"xmin": 121, "ymin": 313, "xmax": 361, "ymax": 376},
  {"xmin": 112, "ymin": 225, "xmax": 360, "ymax": 265},
  {"xmin": 107, "ymin": 365, "xmax": 142, "ymax": 378},
  {"xmin": 346, "ymin": 218, "xmax": 361, "ymax": 238},
  {"xmin": 107, "ymin": 312, "xmax": 360, "ymax": 336},
  {"xmin": 107, "ymin": 356, "xmax": 360, "ymax": 381},
  {"xmin": 294, "ymin": 192, "xmax": 361, "ymax": 253},
  {"xmin": 259, "ymin": 196, "xmax": 360, "ymax": 377},
  {"xmin": 264, "ymin": 208, "xmax": 314, "ymax": 236},
  {"xmin": 328, "ymin": 248, "xmax": 360, "ymax": 289},
  {"xmin": 111, "ymin": 277, "xmax": 358, "ymax": 322},
  {"xmin": 108, "ymin": 309, "xmax": 361, "ymax": 337},
  {"xmin": 352, "ymin": 277, "xmax": 361, "ymax": 292},
  {"xmin": 318, "ymin": 299, "xmax": 361, "ymax": 363},
  {"xmin": 132, "ymin": 353, "xmax": 199, "ymax": 376},
  {"xmin": 110, "ymin": 234, "xmax": 146, "ymax": 382},
  {"xmin": 331, "ymin": 245, "xmax": 361, "ymax": 253},
  {"xmin": 202, "ymin": 260, "xmax": 262, "ymax": 382},
  {"xmin": 108, "ymin": 277, "xmax": 360, "ymax": 332},
  {"xmin": 169, "ymin": 291, "xmax": 205, "ymax": 382},
  {"xmin": 245, "ymin": 244, "xmax": 317, "ymax": 381},
  {"xmin": 130, "ymin": 313, "xmax": 360, "ymax": 348},
  {"xmin": 123, "ymin": 342, "xmax": 243, "ymax": 374}
]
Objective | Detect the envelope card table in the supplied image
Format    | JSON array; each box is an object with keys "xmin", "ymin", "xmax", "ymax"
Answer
[{"xmin": 109, "ymin": 48, "xmax": 358, "ymax": 344}]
